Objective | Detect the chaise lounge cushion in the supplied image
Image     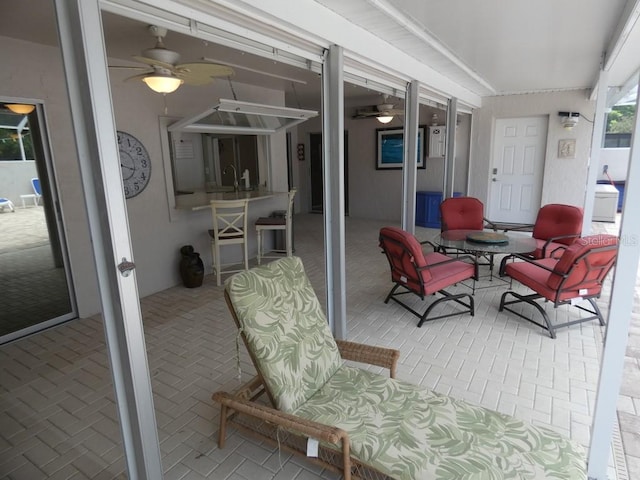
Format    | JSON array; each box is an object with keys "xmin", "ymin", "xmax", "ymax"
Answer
[
  {"xmin": 225, "ymin": 256, "xmax": 342, "ymax": 413},
  {"xmin": 226, "ymin": 257, "xmax": 586, "ymax": 479},
  {"xmin": 294, "ymin": 365, "xmax": 586, "ymax": 480}
]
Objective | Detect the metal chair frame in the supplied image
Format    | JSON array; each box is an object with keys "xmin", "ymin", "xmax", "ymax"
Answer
[
  {"xmin": 499, "ymin": 242, "xmax": 617, "ymax": 338},
  {"xmin": 380, "ymin": 229, "xmax": 477, "ymax": 327}
]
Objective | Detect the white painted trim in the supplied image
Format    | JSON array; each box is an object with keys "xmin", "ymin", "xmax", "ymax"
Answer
[
  {"xmin": 402, "ymin": 81, "xmax": 420, "ymax": 233},
  {"xmin": 583, "ymin": 70, "xmax": 609, "ymax": 236},
  {"xmin": 588, "ymin": 75, "xmax": 640, "ymax": 479},
  {"xmin": 55, "ymin": 2, "xmax": 163, "ymax": 477},
  {"xmin": 322, "ymin": 45, "xmax": 347, "ymax": 340},
  {"xmin": 365, "ymin": 0, "xmax": 496, "ymax": 95}
]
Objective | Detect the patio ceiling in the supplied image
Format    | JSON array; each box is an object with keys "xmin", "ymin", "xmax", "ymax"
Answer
[
  {"xmin": 313, "ymin": 0, "xmax": 640, "ymax": 99},
  {"xmin": 3, "ymin": 1, "xmax": 640, "ymax": 107}
]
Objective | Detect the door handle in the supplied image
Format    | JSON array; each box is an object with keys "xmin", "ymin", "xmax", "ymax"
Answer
[{"xmin": 492, "ymin": 178, "xmax": 497, "ymax": 182}]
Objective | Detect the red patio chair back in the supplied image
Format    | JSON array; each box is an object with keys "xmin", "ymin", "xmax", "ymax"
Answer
[
  {"xmin": 439, "ymin": 197, "xmax": 484, "ymax": 232},
  {"xmin": 532, "ymin": 203, "xmax": 583, "ymax": 248},
  {"xmin": 379, "ymin": 226, "xmax": 431, "ymax": 292},
  {"xmin": 547, "ymin": 234, "xmax": 618, "ymax": 294}
]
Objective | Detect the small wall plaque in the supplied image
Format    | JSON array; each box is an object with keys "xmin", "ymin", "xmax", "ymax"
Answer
[{"xmin": 558, "ymin": 139, "xmax": 576, "ymax": 159}]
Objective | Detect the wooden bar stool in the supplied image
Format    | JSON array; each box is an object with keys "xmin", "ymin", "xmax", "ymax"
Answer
[
  {"xmin": 255, "ymin": 189, "xmax": 296, "ymax": 265},
  {"xmin": 209, "ymin": 199, "xmax": 249, "ymax": 286}
]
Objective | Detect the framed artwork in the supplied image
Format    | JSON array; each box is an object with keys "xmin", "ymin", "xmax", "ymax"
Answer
[
  {"xmin": 558, "ymin": 138, "xmax": 576, "ymax": 159},
  {"xmin": 376, "ymin": 126, "xmax": 425, "ymax": 170}
]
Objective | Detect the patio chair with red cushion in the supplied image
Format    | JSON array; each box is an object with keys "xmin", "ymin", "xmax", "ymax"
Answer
[
  {"xmin": 499, "ymin": 203, "xmax": 584, "ymax": 275},
  {"xmin": 439, "ymin": 196, "xmax": 498, "ymax": 274},
  {"xmin": 379, "ymin": 226, "xmax": 477, "ymax": 327},
  {"xmin": 439, "ymin": 196, "xmax": 495, "ymax": 232},
  {"xmin": 499, "ymin": 234, "xmax": 618, "ymax": 338}
]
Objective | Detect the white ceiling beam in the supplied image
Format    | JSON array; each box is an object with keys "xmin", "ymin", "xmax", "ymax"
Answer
[
  {"xmin": 591, "ymin": 0, "xmax": 640, "ymax": 100},
  {"xmin": 364, "ymin": 0, "xmax": 496, "ymax": 95},
  {"xmin": 210, "ymin": 0, "xmax": 483, "ymax": 107},
  {"xmin": 603, "ymin": 0, "xmax": 640, "ymax": 71}
]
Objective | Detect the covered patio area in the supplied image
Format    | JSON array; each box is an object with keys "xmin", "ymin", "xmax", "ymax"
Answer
[{"xmin": 0, "ymin": 211, "xmax": 635, "ymax": 479}]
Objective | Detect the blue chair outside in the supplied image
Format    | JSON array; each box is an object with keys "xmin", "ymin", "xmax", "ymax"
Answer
[{"xmin": 32, "ymin": 178, "xmax": 42, "ymax": 204}]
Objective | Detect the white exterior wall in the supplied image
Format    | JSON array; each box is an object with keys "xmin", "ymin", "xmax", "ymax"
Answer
[
  {"xmin": 469, "ymin": 90, "xmax": 596, "ymax": 209},
  {"xmin": 1, "ymin": 35, "xmax": 289, "ymax": 317},
  {"xmin": 0, "ymin": 161, "xmax": 38, "ymax": 204},
  {"xmin": 598, "ymin": 148, "xmax": 630, "ymax": 182}
]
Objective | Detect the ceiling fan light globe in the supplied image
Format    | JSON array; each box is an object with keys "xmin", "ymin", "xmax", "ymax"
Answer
[
  {"xmin": 143, "ymin": 75, "xmax": 183, "ymax": 93},
  {"xmin": 6, "ymin": 104, "xmax": 35, "ymax": 114},
  {"xmin": 377, "ymin": 115, "xmax": 394, "ymax": 124}
]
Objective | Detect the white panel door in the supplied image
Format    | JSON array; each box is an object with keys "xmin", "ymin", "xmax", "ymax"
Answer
[{"xmin": 488, "ymin": 116, "xmax": 548, "ymax": 224}]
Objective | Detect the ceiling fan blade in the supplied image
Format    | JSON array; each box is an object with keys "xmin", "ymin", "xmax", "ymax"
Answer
[
  {"xmin": 109, "ymin": 65, "xmax": 149, "ymax": 71},
  {"xmin": 124, "ymin": 72, "xmax": 153, "ymax": 83},
  {"xmin": 176, "ymin": 63, "xmax": 234, "ymax": 78},
  {"xmin": 132, "ymin": 55, "xmax": 176, "ymax": 71},
  {"xmin": 178, "ymin": 74, "xmax": 217, "ymax": 86},
  {"xmin": 353, "ymin": 110, "xmax": 382, "ymax": 118}
]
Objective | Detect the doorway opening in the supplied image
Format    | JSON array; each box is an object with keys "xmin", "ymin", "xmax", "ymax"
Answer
[
  {"xmin": 309, "ymin": 132, "xmax": 349, "ymax": 214},
  {"xmin": 0, "ymin": 102, "xmax": 77, "ymax": 344}
]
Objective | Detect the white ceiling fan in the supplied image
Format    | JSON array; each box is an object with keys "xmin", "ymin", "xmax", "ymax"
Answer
[
  {"xmin": 109, "ymin": 25, "xmax": 234, "ymax": 94},
  {"xmin": 353, "ymin": 94, "xmax": 404, "ymax": 123}
]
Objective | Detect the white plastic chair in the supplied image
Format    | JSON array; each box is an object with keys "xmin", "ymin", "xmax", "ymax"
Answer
[
  {"xmin": 209, "ymin": 199, "xmax": 249, "ymax": 286},
  {"xmin": 0, "ymin": 198, "xmax": 15, "ymax": 212},
  {"xmin": 255, "ymin": 189, "xmax": 296, "ymax": 265},
  {"xmin": 19, "ymin": 178, "xmax": 42, "ymax": 208}
]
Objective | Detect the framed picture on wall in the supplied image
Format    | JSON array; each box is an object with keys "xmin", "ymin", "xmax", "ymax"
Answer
[{"xmin": 376, "ymin": 126, "xmax": 425, "ymax": 169}]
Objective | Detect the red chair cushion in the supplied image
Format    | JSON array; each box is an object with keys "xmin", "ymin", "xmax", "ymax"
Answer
[
  {"xmin": 379, "ymin": 227, "xmax": 431, "ymax": 286},
  {"xmin": 440, "ymin": 197, "xmax": 484, "ymax": 231},
  {"xmin": 505, "ymin": 235, "xmax": 617, "ymax": 302},
  {"xmin": 532, "ymin": 204, "xmax": 583, "ymax": 246},
  {"xmin": 422, "ymin": 252, "xmax": 475, "ymax": 294},
  {"xmin": 505, "ymin": 258, "xmax": 560, "ymax": 301},
  {"xmin": 379, "ymin": 227, "xmax": 475, "ymax": 295},
  {"xmin": 547, "ymin": 234, "xmax": 618, "ymax": 291},
  {"xmin": 532, "ymin": 239, "xmax": 569, "ymax": 259}
]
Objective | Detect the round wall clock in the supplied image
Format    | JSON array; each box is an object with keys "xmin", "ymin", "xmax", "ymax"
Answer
[{"xmin": 117, "ymin": 131, "xmax": 151, "ymax": 199}]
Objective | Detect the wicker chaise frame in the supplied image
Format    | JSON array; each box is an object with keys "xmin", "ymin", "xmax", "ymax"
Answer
[{"xmin": 212, "ymin": 290, "xmax": 401, "ymax": 480}]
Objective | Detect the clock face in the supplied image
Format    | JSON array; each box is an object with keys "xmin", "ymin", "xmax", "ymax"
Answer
[{"xmin": 117, "ymin": 131, "xmax": 151, "ymax": 199}]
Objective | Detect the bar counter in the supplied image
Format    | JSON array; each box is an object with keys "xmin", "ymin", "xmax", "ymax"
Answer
[{"xmin": 175, "ymin": 189, "xmax": 276, "ymax": 211}]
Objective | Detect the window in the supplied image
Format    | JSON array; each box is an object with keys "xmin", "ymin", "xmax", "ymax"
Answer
[{"xmin": 0, "ymin": 110, "xmax": 35, "ymax": 161}]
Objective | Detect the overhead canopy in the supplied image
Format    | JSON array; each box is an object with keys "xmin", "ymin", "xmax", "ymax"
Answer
[{"xmin": 168, "ymin": 99, "xmax": 318, "ymax": 135}]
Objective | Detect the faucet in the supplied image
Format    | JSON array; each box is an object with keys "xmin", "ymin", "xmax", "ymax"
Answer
[{"xmin": 223, "ymin": 164, "xmax": 239, "ymax": 192}]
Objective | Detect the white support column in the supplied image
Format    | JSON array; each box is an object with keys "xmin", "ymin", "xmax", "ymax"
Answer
[
  {"xmin": 322, "ymin": 45, "xmax": 347, "ymax": 340},
  {"xmin": 402, "ymin": 80, "xmax": 420, "ymax": 233},
  {"xmin": 587, "ymin": 77, "xmax": 640, "ymax": 479},
  {"xmin": 53, "ymin": 2, "xmax": 163, "ymax": 479},
  {"xmin": 583, "ymin": 69, "xmax": 609, "ymax": 235},
  {"xmin": 443, "ymin": 97, "xmax": 457, "ymax": 198}
]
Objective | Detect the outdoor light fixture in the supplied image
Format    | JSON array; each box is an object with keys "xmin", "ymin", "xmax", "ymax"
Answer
[
  {"xmin": 142, "ymin": 74, "xmax": 183, "ymax": 94},
  {"xmin": 377, "ymin": 115, "xmax": 393, "ymax": 124},
  {"xmin": 6, "ymin": 104, "xmax": 35, "ymax": 114},
  {"xmin": 558, "ymin": 111, "xmax": 580, "ymax": 130}
]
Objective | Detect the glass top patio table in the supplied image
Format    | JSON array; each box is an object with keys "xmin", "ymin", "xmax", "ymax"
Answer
[{"xmin": 432, "ymin": 229, "xmax": 537, "ymax": 256}]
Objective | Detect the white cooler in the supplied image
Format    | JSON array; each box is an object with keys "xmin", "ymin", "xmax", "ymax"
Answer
[{"xmin": 593, "ymin": 184, "xmax": 619, "ymax": 222}]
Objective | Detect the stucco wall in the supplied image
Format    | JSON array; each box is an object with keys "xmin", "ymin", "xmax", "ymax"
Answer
[
  {"xmin": 0, "ymin": 161, "xmax": 38, "ymax": 204},
  {"xmin": 1, "ymin": 35, "xmax": 289, "ymax": 317},
  {"xmin": 598, "ymin": 148, "xmax": 630, "ymax": 182},
  {"xmin": 469, "ymin": 90, "xmax": 596, "ymax": 211}
]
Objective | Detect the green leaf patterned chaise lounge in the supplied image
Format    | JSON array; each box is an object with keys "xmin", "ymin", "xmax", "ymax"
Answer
[{"xmin": 212, "ymin": 256, "xmax": 586, "ymax": 480}]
